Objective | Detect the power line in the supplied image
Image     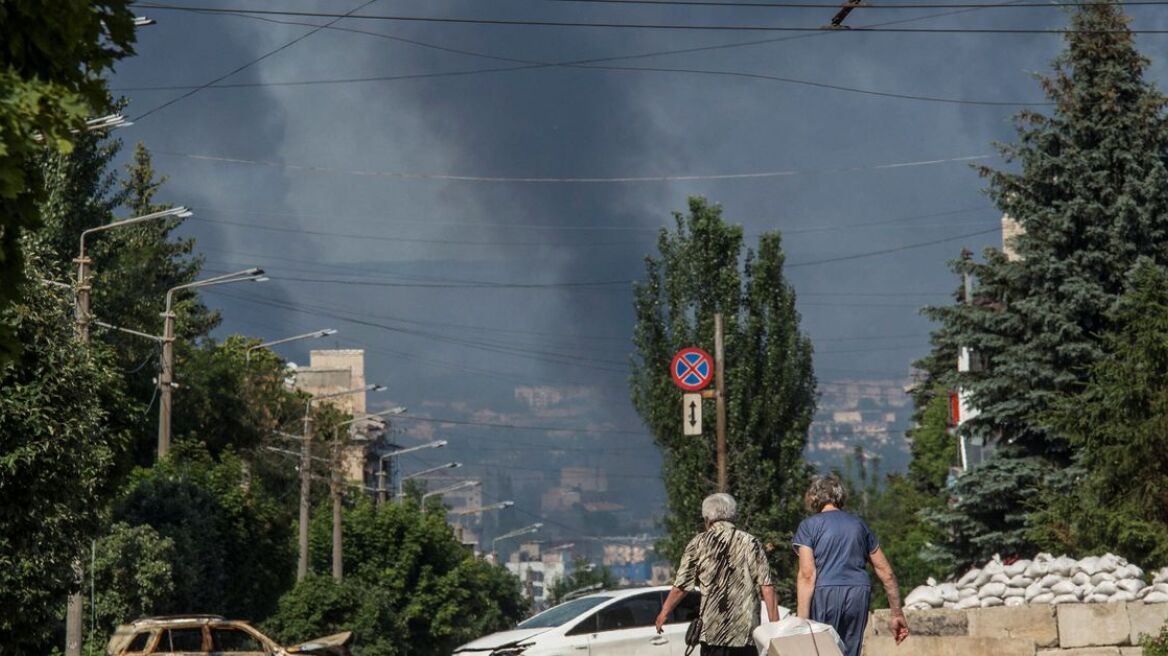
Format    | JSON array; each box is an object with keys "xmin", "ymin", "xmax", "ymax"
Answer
[
  {"xmin": 117, "ymin": 0, "xmax": 1038, "ymax": 108},
  {"xmin": 395, "ymin": 413, "xmax": 647, "ymax": 436},
  {"xmin": 534, "ymin": 0, "xmax": 1168, "ymax": 8},
  {"xmin": 132, "ymin": 0, "xmax": 382, "ymax": 121},
  {"xmin": 786, "ymin": 227, "xmax": 998, "ymax": 267},
  {"xmin": 158, "ymin": 149, "xmax": 993, "ymax": 183},
  {"xmin": 134, "ymin": 4, "xmax": 1168, "ymax": 33}
]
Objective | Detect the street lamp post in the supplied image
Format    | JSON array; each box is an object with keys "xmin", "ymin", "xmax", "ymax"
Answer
[
  {"xmin": 396, "ymin": 462, "xmax": 461, "ymax": 502},
  {"xmin": 245, "ymin": 328, "xmax": 337, "ymax": 363},
  {"xmin": 298, "ymin": 384, "xmax": 385, "ymax": 582},
  {"xmin": 421, "ymin": 480, "xmax": 480, "ymax": 512},
  {"xmin": 491, "ymin": 522, "xmax": 543, "ymax": 562},
  {"xmin": 158, "ymin": 268, "xmax": 265, "ymax": 459},
  {"xmin": 74, "ymin": 207, "xmax": 191, "ymax": 342},
  {"xmin": 327, "ymin": 405, "xmax": 407, "ymax": 581},
  {"xmin": 374, "ymin": 443, "xmax": 448, "ymax": 506},
  {"xmin": 452, "ymin": 500, "xmax": 515, "ymax": 517}
]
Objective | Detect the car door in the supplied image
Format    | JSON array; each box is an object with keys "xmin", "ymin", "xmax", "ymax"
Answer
[
  {"xmin": 585, "ymin": 591, "xmax": 672, "ymax": 656},
  {"xmin": 664, "ymin": 590, "xmax": 701, "ymax": 656},
  {"xmin": 209, "ymin": 626, "xmax": 270, "ymax": 656}
]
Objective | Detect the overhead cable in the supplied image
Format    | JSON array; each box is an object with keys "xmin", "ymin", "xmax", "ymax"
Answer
[
  {"xmin": 134, "ymin": 4, "xmax": 1168, "ymax": 33},
  {"xmin": 158, "ymin": 150, "xmax": 992, "ymax": 183}
]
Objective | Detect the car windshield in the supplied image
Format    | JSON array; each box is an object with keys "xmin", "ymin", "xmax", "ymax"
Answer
[{"xmin": 516, "ymin": 596, "xmax": 613, "ymax": 629}]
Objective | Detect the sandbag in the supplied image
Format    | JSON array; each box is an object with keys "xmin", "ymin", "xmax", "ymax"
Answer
[
  {"xmin": 979, "ymin": 583, "xmax": 1007, "ymax": 599},
  {"xmin": 980, "ymin": 596, "xmax": 1004, "ymax": 607}
]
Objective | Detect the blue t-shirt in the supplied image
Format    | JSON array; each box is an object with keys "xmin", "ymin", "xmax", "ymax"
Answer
[{"xmin": 792, "ymin": 510, "xmax": 879, "ymax": 587}]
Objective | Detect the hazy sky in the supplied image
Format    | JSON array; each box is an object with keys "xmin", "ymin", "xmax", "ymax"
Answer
[{"xmin": 106, "ymin": 1, "xmax": 1168, "ymax": 521}]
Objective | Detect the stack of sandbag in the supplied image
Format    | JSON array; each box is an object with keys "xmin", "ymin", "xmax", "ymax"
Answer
[{"xmin": 902, "ymin": 553, "xmax": 1168, "ymax": 611}]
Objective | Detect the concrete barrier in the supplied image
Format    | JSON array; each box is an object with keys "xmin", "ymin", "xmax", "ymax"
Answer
[{"xmin": 858, "ymin": 602, "xmax": 1167, "ymax": 656}]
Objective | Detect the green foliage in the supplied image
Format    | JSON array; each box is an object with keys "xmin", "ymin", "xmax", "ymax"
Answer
[
  {"xmin": 1029, "ymin": 261, "xmax": 1168, "ymax": 568},
  {"xmin": 85, "ymin": 522, "xmax": 177, "ymax": 650},
  {"xmin": 917, "ymin": 0, "xmax": 1168, "ymax": 567},
  {"xmin": 907, "ymin": 391, "xmax": 960, "ymax": 496},
  {"xmin": 861, "ymin": 475, "xmax": 949, "ymax": 608},
  {"xmin": 0, "ymin": 0, "xmax": 136, "ymax": 364},
  {"xmin": 0, "ymin": 255, "xmax": 132, "ymax": 652},
  {"xmin": 33, "ymin": 136, "xmax": 216, "ymax": 465},
  {"xmin": 173, "ymin": 335, "xmax": 305, "ymax": 458},
  {"xmin": 113, "ymin": 445, "xmax": 296, "ymax": 622},
  {"xmin": 630, "ymin": 196, "xmax": 816, "ymax": 597},
  {"xmin": 920, "ymin": 455, "xmax": 1052, "ymax": 572},
  {"xmin": 269, "ymin": 496, "xmax": 527, "ymax": 656},
  {"xmin": 1140, "ymin": 622, "xmax": 1168, "ymax": 656},
  {"xmin": 547, "ymin": 558, "xmax": 618, "ymax": 606}
]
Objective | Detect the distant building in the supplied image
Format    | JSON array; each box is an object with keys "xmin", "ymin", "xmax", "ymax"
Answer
[
  {"xmin": 506, "ymin": 541, "xmax": 572, "ymax": 608},
  {"xmin": 292, "ymin": 349, "xmax": 395, "ymax": 489}
]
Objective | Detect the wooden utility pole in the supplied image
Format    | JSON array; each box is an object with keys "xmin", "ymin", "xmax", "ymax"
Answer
[
  {"xmin": 331, "ymin": 436, "xmax": 344, "ymax": 581},
  {"xmin": 298, "ymin": 410, "xmax": 313, "ymax": 581},
  {"xmin": 714, "ymin": 313, "xmax": 728, "ymax": 493}
]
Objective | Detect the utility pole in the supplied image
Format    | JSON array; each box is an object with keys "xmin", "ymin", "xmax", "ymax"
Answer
[
  {"xmin": 331, "ymin": 435, "xmax": 343, "ymax": 581},
  {"xmin": 158, "ymin": 307, "xmax": 176, "ymax": 458},
  {"xmin": 714, "ymin": 313, "xmax": 728, "ymax": 493},
  {"xmin": 158, "ymin": 268, "xmax": 265, "ymax": 459},
  {"xmin": 66, "ymin": 207, "xmax": 191, "ymax": 656},
  {"xmin": 298, "ymin": 408, "xmax": 314, "ymax": 581}
]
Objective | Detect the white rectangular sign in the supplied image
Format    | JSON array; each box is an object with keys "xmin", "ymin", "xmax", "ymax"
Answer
[{"xmin": 683, "ymin": 393, "xmax": 702, "ymax": 436}]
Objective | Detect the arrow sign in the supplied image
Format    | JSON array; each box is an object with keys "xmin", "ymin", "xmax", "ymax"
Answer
[{"xmin": 682, "ymin": 393, "xmax": 702, "ymax": 436}]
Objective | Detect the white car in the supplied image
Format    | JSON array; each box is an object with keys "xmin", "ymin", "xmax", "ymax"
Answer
[{"xmin": 453, "ymin": 585, "xmax": 700, "ymax": 656}]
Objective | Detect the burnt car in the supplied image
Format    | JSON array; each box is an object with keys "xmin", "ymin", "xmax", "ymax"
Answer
[{"xmin": 106, "ymin": 615, "xmax": 352, "ymax": 656}]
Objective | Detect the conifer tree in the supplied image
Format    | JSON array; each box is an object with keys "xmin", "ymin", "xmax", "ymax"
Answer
[
  {"xmin": 1031, "ymin": 260, "xmax": 1168, "ymax": 567},
  {"xmin": 630, "ymin": 197, "xmax": 816, "ymax": 594},
  {"xmin": 920, "ymin": 1, "xmax": 1168, "ymax": 568}
]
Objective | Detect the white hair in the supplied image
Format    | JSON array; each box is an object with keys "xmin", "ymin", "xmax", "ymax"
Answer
[{"xmin": 701, "ymin": 493, "xmax": 738, "ymax": 522}]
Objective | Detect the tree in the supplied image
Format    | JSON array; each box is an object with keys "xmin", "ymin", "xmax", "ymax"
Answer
[
  {"xmin": 267, "ymin": 496, "xmax": 527, "ymax": 656},
  {"xmin": 906, "ymin": 390, "xmax": 960, "ymax": 496},
  {"xmin": 920, "ymin": 456, "xmax": 1052, "ymax": 571},
  {"xmin": 0, "ymin": 253, "xmax": 132, "ymax": 652},
  {"xmin": 84, "ymin": 523, "xmax": 177, "ymax": 653},
  {"xmin": 919, "ymin": 0, "xmax": 1168, "ymax": 568},
  {"xmin": 547, "ymin": 558, "xmax": 617, "ymax": 606},
  {"xmin": 630, "ymin": 196, "xmax": 816, "ymax": 596},
  {"xmin": 113, "ymin": 445, "xmax": 296, "ymax": 622},
  {"xmin": 34, "ymin": 137, "xmax": 216, "ymax": 465},
  {"xmin": 1029, "ymin": 260, "xmax": 1168, "ymax": 567},
  {"xmin": 0, "ymin": 0, "xmax": 136, "ymax": 363}
]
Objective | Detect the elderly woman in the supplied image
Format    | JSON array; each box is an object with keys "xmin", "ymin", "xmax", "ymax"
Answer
[
  {"xmin": 794, "ymin": 476, "xmax": 909, "ymax": 656},
  {"xmin": 656, "ymin": 493, "xmax": 779, "ymax": 656}
]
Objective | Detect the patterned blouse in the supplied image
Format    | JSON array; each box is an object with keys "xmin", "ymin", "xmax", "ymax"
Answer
[{"xmin": 674, "ymin": 521, "xmax": 773, "ymax": 647}]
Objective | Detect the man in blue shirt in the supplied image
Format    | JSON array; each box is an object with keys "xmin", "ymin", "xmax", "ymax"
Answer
[{"xmin": 793, "ymin": 476, "xmax": 909, "ymax": 656}]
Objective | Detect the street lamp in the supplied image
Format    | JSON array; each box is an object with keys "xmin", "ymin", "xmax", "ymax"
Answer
[
  {"xmin": 453, "ymin": 500, "xmax": 515, "ymax": 517},
  {"xmin": 157, "ymin": 268, "xmax": 265, "ymax": 459},
  {"xmin": 397, "ymin": 462, "xmax": 461, "ymax": 501},
  {"xmin": 246, "ymin": 329, "xmax": 338, "ymax": 363},
  {"xmin": 327, "ymin": 408, "xmax": 416, "ymax": 582},
  {"xmin": 421, "ymin": 480, "xmax": 480, "ymax": 511},
  {"xmin": 74, "ymin": 206, "xmax": 192, "ymax": 342},
  {"xmin": 376, "ymin": 444, "xmax": 448, "ymax": 504},
  {"xmin": 491, "ymin": 523, "xmax": 543, "ymax": 560},
  {"xmin": 298, "ymin": 384, "xmax": 385, "ymax": 582}
]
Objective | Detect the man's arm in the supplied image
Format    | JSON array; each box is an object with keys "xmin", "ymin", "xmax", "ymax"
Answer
[
  {"xmin": 869, "ymin": 547, "xmax": 909, "ymax": 645},
  {"xmin": 796, "ymin": 546, "xmax": 816, "ymax": 619},
  {"xmin": 655, "ymin": 587, "xmax": 688, "ymax": 634},
  {"xmin": 761, "ymin": 585, "xmax": 778, "ymax": 622}
]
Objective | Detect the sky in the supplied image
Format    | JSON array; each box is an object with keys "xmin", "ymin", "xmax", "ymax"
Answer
[{"xmin": 105, "ymin": 0, "xmax": 1168, "ymax": 529}]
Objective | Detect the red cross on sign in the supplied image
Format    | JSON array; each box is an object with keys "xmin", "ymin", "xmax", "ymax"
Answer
[{"xmin": 670, "ymin": 347, "xmax": 714, "ymax": 392}]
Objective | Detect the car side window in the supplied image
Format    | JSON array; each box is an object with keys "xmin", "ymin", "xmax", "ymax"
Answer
[
  {"xmin": 125, "ymin": 632, "xmax": 153, "ymax": 653},
  {"xmin": 155, "ymin": 627, "xmax": 206, "ymax": 653},
  {"xmin": 210, "ymin": 627, "xmax": 267, "ymax": 654},
  {"xmin": 595, "ymin": 593, "xmax": 663, "ymax": 632},
  {"xmin": 668, "ymin": 591, "xmax": 701, "ymax": 624},
  {"xmin": 564, "ymin": 612, "xmax": 599, "ymax": 637}
]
